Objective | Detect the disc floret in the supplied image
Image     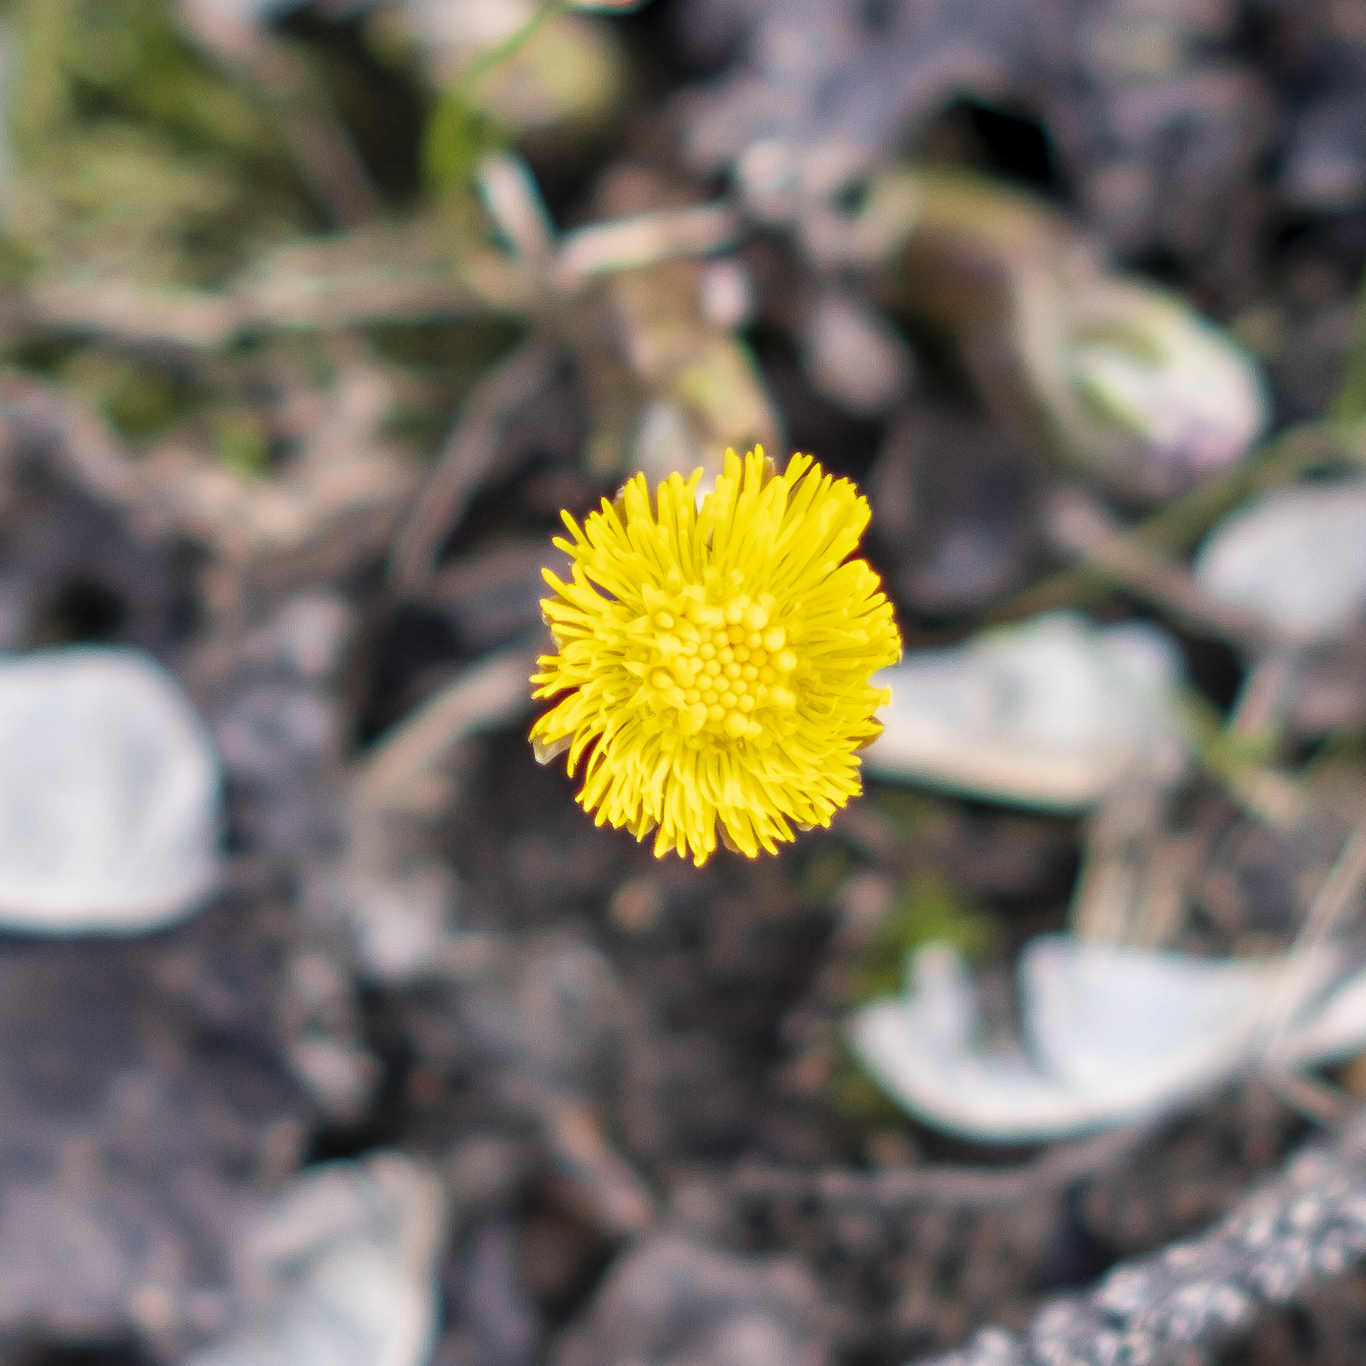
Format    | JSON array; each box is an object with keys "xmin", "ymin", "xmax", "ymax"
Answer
[{"xmin": 634, "ymin": 578, "xmax": 803, "ymax": 743}]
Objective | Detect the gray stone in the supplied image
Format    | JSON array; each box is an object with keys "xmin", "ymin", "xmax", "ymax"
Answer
[{"xmin": 0, "ymin": 647, "xmax": 219, "ymax": 934}]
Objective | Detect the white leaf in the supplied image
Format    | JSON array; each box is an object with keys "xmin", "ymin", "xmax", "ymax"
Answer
[
  {"xmin": 848, "ymin": 936, "xmax": 1278, "ymax": 1143},
  {"xmin": 863, "ymin": 613, "xmax": 1185, "ymax": 810}
]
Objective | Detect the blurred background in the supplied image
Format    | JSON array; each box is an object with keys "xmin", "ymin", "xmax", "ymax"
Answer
[{"xmin": 1, "ymin": 0, "xmax": 1366, "ymax": 1364}]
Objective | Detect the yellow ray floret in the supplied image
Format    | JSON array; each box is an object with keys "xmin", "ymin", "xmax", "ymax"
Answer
[{"xmin": 529, "ymin": 447, "xmax": 902, "ymax": 866}]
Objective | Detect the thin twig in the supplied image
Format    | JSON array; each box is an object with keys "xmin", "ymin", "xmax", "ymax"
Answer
[
  {"xmin": 351, "ymin": 641, "xmax": 542, "ymax": 820},
  {"xmin": 1043, "ymin": 485, "xmax": 1269, "ymax": 649},
  {"xmin": 989, "ymin": 422, "xmax": 1346, "ymax": 627},
  {"xmin": 389, "ymin": 336, "xmax": 559, "ymax": 594},
  {"xmin": 22, "ymin": 265, "xmax": 485, "ymax": 350},
  {"xmin": 1260, "ymin": 819, "xmax": 1366, "ymax": 1122},
  {"xmin": 234, "ymin": 35, "xmax": 385, "ymax": 228},
  {"xmin": 722, "ymin": 1121, "xmax": 1158, "ymax": 1214}
]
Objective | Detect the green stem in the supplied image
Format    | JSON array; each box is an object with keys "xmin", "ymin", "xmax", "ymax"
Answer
[
  {"xmin": 422, "ymin": 0, "xmax": 568, "ymax": 193},
  {"xmin": 453, "ymin": 0, "xmax": 567, "ymax": 104},
  {"xmin": 984, "ymin": 420, "xmax": 1347, "ymax": 629}
]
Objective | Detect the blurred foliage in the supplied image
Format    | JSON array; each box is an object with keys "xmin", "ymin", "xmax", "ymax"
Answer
[
  {"xmin": 797, "ymin": 845, "xmax": 860, "ymax": 909},
  {"xmin": 827, "ymin": 1045, "xmax": 918, "ymax": 1127},
  {"xmin": 845, "ymin": 870, "xmax": 1000, "ymax": 1006},
  {"xmin": 208, "ymin": 405, "xmax": 272, "ymax": 474},
  {"xmin": 6, "ymin": 0, "xmax": 311, "ymax": 282},
  {"xmin": 62, "ymin": 348, "xmax": 201, "ymax": 442},
  {"xmin": 370, "ymin": 316, "xmax": 527, "ymax": 377},
  {"xmin": 871, "ymin": 788, "xmax": 946, "ymax": 835}
]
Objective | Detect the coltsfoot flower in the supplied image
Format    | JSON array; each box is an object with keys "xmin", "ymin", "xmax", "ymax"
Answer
[{"xmin": 530, "ymin": 447, "xmax": 902, "ymax": 865}]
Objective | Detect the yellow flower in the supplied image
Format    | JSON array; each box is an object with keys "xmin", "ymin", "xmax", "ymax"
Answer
[{"xmin": 530, "ymin": 447, "xmax": 902, "ymax": 865}]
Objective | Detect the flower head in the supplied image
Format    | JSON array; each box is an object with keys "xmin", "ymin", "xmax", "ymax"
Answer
[{"xmin": 530, "ymin": 448, "xmax": 902, "ymax": 865}]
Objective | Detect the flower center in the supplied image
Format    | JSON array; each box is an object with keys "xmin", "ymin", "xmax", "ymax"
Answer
[{"xmin": 633, "ymin": 580, "xmax": 801, "ymax": 746}]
